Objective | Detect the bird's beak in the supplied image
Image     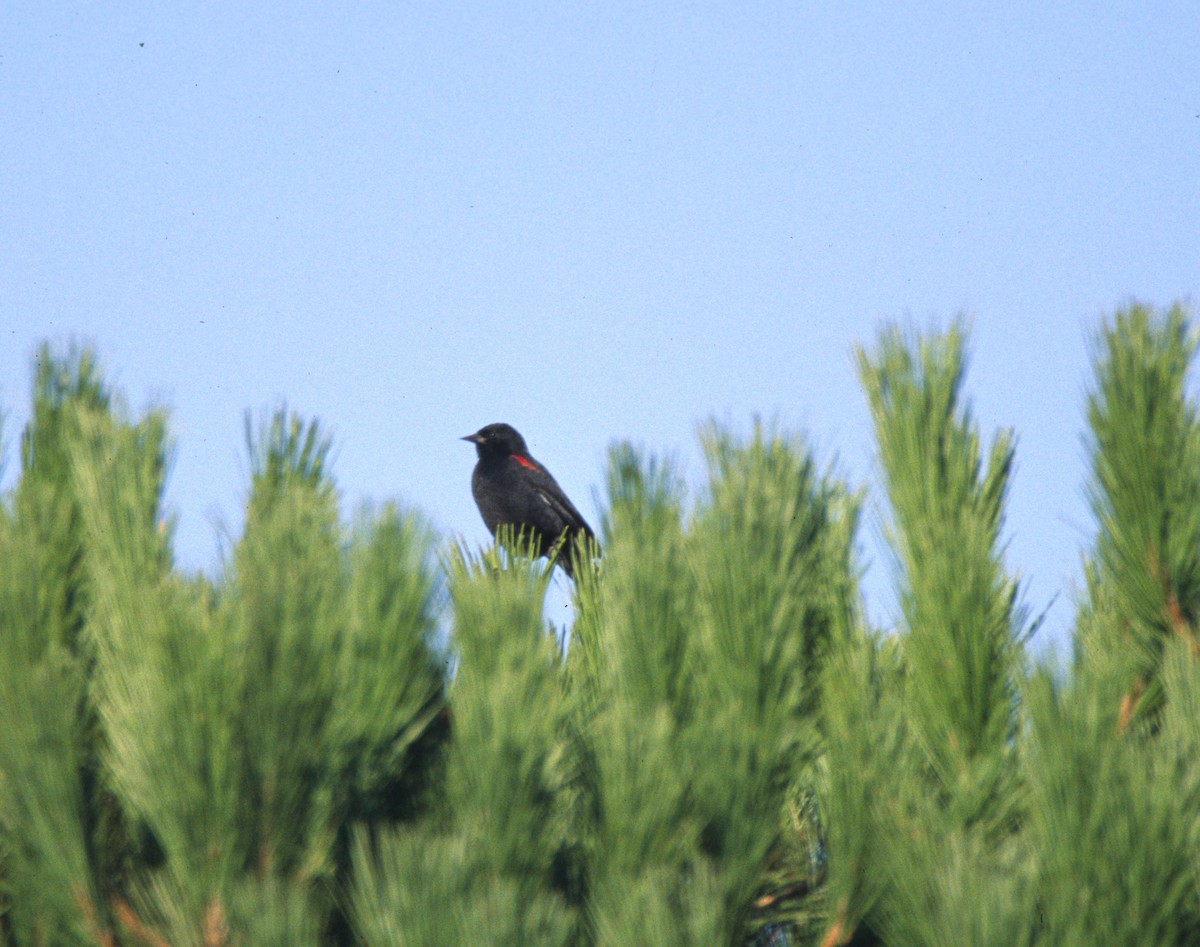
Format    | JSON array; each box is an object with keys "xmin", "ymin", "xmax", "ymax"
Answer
[{"xmin": 462, "ymin": 433, "xmax": 482, "ymax": 444}]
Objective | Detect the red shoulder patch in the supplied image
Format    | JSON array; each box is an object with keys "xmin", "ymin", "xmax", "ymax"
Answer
[{"xmin": 513, "ymin": 455, "xmax": 538, "ymax": 470}]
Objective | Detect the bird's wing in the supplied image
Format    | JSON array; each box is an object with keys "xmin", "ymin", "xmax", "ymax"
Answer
[{"xmin": 524, "ymin": 465, "xmax": 595, "ymax": 539}]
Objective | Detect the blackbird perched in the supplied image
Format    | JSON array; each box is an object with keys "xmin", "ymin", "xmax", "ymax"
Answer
[{"xmin": 463, "ymin": 422, "xmax": 596, "ymax": 577}]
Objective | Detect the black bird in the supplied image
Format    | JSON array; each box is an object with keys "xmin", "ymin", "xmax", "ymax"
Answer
[{"xmin": 463, "ymin": 423, "xmax": 597, "ymax": 577}]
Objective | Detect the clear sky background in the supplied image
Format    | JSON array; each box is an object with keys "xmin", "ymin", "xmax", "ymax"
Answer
[{"xmin": 3, "ymin": 3, "xmax": 1197, "ymax": 652}]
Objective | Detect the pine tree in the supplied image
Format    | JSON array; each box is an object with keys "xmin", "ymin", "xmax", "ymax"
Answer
[{"xmin": 2, "ymin": 303, "xmax": 1199, "ymax": 945}]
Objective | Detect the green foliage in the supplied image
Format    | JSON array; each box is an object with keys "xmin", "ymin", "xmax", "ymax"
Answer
[
  {"xmin": 350, "ymin": 541, "xmax": 577, "ymax": 945},
  {"xmin": 806, "ymin": 303, "xmax": 1200, "ymax": 947},
  {"xmin": 0, "ymin": 350, "xmax": 447, "ymax": 943},
  {"xmin": 1081, "ymin": 302, "xmax": 1200, "ymax": 721},
  {"xmin": 0, "ymin": 348, "xmax": 131, "ymax": 945},
  {"xmin": 814, "ymin": 630, "xmax": 904, "ymax": 945},
  {"xmin": 798, "ymin": 320, "xmax": 1031, "ymax": 947},
  {"xmin": 1021, "ymin": 658, "xmax": 1196, "ymax": 946},
  {"xmin": 858, "ymin": 321, "xmax": 1024, "ymax": 799},
  {"xmin": 573, "ymin": 426, "xmax": 857, "ymax": 945},
  {"xmin": 3, "ymin": 303, "xmax": 1200, "ymax": 945},
  {"xmin": 350, "ymin": 831, "xmax": 574, "ymax": 946}
]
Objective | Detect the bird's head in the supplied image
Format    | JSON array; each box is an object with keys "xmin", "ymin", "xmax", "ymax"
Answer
[{"xmin": 462, "ymin": 422, "xmax": 529, "ymax": 459}]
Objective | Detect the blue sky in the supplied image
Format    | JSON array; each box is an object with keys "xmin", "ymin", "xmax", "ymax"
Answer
[{"xmin": 3, "ymin": 3, "xmax": 1197, "ymax": 650}]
